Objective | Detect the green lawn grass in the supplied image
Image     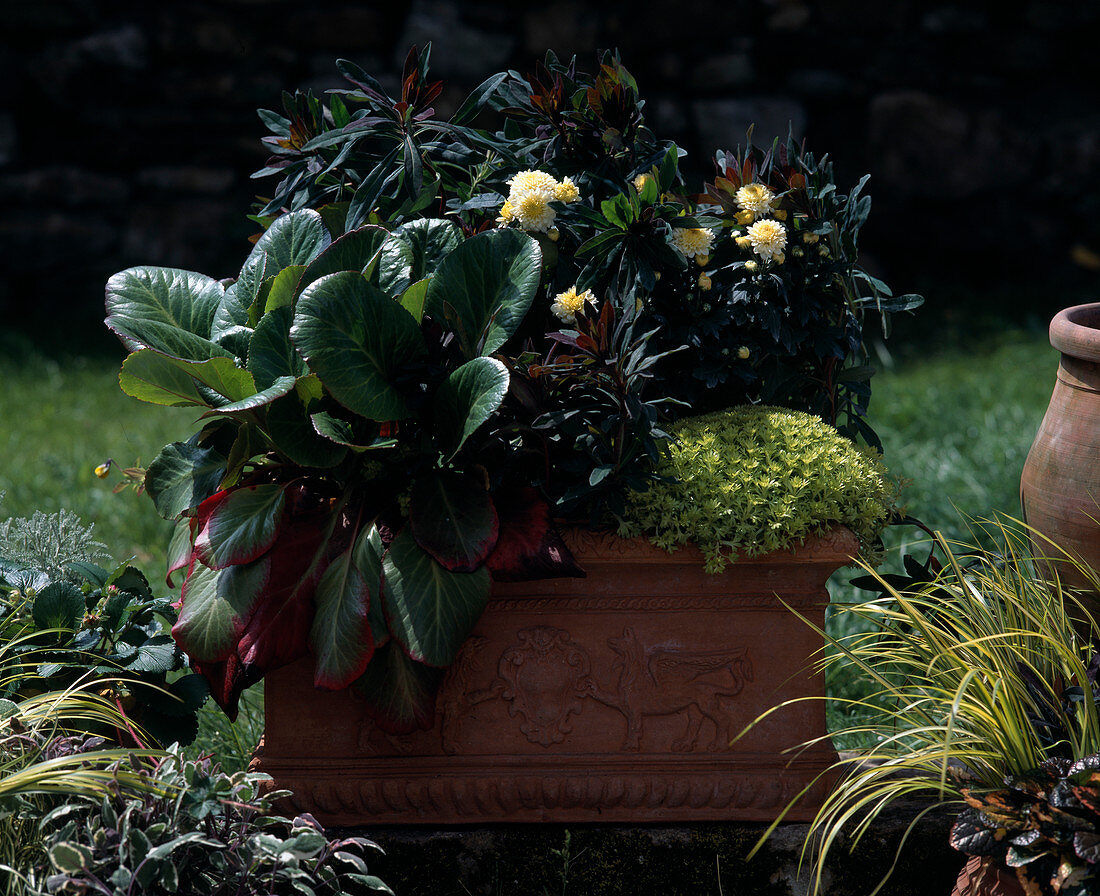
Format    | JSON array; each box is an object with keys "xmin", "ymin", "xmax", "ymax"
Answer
[
  {"xmin": 0, "ymin": 354, "xmax": 194, "ymax": 567},
  {"xmin": 0, "ymin": 330, "xmax": 1064, "ymax": 760}
]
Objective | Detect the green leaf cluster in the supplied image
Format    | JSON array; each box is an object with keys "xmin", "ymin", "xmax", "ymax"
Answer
[
  {"xmin": 617, "ymin": 406, "xmax": 899, "ymax": 572},
  {"xmin": 36, "ymin": 746, "xmax": 392, "ymax": 896},
  {"xmin": 0, "ymin": 511, "xmax": 206, "ymax": 748}
]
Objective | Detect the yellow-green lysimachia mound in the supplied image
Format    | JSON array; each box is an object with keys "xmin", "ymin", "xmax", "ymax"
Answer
[{"xmin": 617, "ymin": 406, "xmax": 900, "ymax": 573}]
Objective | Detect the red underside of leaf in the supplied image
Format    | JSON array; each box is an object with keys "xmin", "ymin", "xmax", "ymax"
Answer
[
  {"xmin": 187, "ymin": 484, "xmax": 353, "ymax": 715},
  {"xmin": 191, "ymin": 653, "xmax": 262, "ymax": 721},
  {"xmin": 485, "ymin": 488, "xmax": 586, "ymax": 582},
  {"xmin": 235, "ymin": 511, "xmax": 330, "ymax": 671}
]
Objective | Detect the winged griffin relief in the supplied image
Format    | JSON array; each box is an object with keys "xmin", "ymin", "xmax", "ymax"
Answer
[
  {"xmin": 605, "ymin": 626, "xmax": 753, "ymax": 752},
  {"xmin": 446, "ymin": 625, "xmax": 754, "ymax": 753}
]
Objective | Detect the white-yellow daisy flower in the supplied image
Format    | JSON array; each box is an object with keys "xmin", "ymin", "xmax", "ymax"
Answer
[
  {"xmin": 550, "ymin": 286, "xmax": 597, "ymax": 322},
  {"xmin": 745, "ymin": 219, "xmax": 787, "ymax": 261}
]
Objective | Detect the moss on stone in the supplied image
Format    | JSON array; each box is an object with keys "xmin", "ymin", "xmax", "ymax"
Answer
[{"xmin": 366, "ymin": 806, "xmax": 962, "ymax": 895}]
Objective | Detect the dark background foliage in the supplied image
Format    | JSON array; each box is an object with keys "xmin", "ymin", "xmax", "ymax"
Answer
[{"xmin": 1, "ymin": 0, "xmax": 1098, "ymax": 356}]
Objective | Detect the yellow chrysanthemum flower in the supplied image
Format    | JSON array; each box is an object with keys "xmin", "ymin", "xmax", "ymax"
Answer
[
  {"xmin": 698, "ymin": 273, "xmax": 712, "ymax": 291},
  {"xmin": 669, "ymin": 227, "xmax": 715, "ymax": 259},
  {"xmin": 735, "ymin": 182, "xmax": 777, "ymax": 216},
  {"xmin": 802, "ymin": 231, "xmax": 820, "ymax": 244},
  {"xmin": 744, "ymin": 260, "xmax": 759, "ymax": 273},
  {"xmin": 745, "ymin": 219, "xmax": 787, "ymax": 261},
  {"xmin": 554, "ymin": 177, "xmax": 580, "ymax": 203},
  {"xmin": 734, "ymin": 236, "xmax": 751, "ymax": 249},
  {"xmin": 737, "ymin": 346, "xmax": 751, "ymax": 359},
  {"xmin": 550, "ymin": 285, "xmax": 597, "ymax": 322},
  {"xmin": 496, "ymin": 200, "xmax": 515, "ymax": 225}
]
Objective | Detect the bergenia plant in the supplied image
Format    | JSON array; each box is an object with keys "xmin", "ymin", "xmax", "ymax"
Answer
[{"xmin": 106, "ymin": 213, "xmax": 584, "ymax": 730}]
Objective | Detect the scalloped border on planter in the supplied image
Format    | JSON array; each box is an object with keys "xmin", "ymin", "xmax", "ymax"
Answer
[{"xmin": 251, "ymin": 527, "xmax": 858, "ymax": 825}]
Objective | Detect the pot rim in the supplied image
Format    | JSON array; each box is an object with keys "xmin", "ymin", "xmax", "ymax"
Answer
[{"xmin": 1051, "ymin": 303, "xmax": 1100, "ymax": 362}]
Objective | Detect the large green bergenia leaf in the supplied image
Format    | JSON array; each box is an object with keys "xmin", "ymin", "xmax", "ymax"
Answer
[
  {"xmin": 162, "ymin": 356, "xmax": 258, "ymax": 404},
  {"xmin": 291, "ymin": 271, "xmax": 427, "ymax": 421},
  {"xmin": 247, "ymin": 208, "xmax": 331, "ymax": 271},
  {"xmin": 381, "ymin": 529, "xmax": 490, "ymax": 667},
  {"xmin": 210, "ymin": 287, "xmax": 252, "ymax": 361},
  {"xmin": 172, "ymin": 559, "xmax": 269, "ymax": 663},
  {"xmin": 409, "ymin": 471, "xmax": 499, "ymax": 572},
  {"xmin": 166, "ymin": 518, "xmax": 193, "ymax": 586},
  {"xmin": 145, "ymin": 440, "xmax": 229, "ymax": 521},
  {"xmin": 106, "ymin": 267, "xmax": 231, "ymax": 361},
  {"xmin": 423, "ymin": 229, "xmax": 541, "ymax": 357},
  {"xmin": 353, "ymin": 523, "xmax": 389, "ymax": 647},
  {"xmin": 265, "ymin": 393, "xmax": 348, "ymax": 468},
  {"xmin": 233, "ymin": 250, "xmax": 269, "ymax": 311},
  {"xmin": 433, "ymin": 357, "xmax": 509, "ymax": 457},
  {"xmin": 259, "ymin": 264, "xmax": 307, "ymax": 315},
  {"xmin": 248, "ymin": 305, "xmax": 307, "ymax": 389},
  {"xmin": 193, "ymin": 485, "xmax": 287, "ymax": 570},
  {"xmin": 393, "ymin": 218, "xmax": 462, "ymax": 281},
  {"xmin": 201, "ymin": 376, "xmax": 295, "ymax": 415},
  {"xmin": 298, "ymin": 225, "xmax": 389, "ymax": 295},
  {"xmin": 376, "ymin": 232, "xmax": 413, "ymax": 297},
  {"xmin": 119, "ymin": 350, "xmax": 206, "ymax": 407},
  {"xmin": 120, "ymin": 351, "xmax": 263, "ymax": 409},
  {"xmin": 309, "ymin": 545, "xmax": 374, "ymax": 690}
]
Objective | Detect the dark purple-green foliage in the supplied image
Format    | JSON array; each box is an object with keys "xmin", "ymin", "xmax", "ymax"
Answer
[
  {"xmin": 252, "ymin": 46, "xmax": 921, "ymax": 450},
  {"xmin": 39, "ymin": 748, "xmax": 392, "ymax": 896},
  {"xmin": 951, "ymin": 755, "xmax": 1100, "ymax": 896}
]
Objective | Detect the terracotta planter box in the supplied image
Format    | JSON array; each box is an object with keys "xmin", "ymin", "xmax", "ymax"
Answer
[{"xmin": 251, "ymin": 527, "xmax": 858, "ymax": 825}]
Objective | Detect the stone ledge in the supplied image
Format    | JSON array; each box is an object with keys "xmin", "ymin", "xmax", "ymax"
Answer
[{"xmin": 345, "ymin": 798, "xmax": 962, "ymax": 896}]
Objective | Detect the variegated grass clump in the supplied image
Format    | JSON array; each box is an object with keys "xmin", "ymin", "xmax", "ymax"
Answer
[
  {"xmin": 617, "ymin": 406, "xmax": 899, "ymax": 572},
  {"xmin": 763, "ymin": 519, "xmax": 1100, "ymax": 895},
  {"xmin": 0, "ymin": 672, "xmax": 166, "ymax": 893}
]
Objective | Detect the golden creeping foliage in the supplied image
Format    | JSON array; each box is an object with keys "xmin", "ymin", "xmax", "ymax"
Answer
[{"xmin": 617, "ymin": 407, "xmax": 898, "ymax": 572}]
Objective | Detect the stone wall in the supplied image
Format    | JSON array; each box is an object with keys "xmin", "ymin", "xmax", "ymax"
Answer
[{"xmin": 2, "ymin": 0, "xmax": 1098, "ymax": 352}]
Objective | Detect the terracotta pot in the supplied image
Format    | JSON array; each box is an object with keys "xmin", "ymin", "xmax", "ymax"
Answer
[
  {"xmin": 1021, "ymin": 303, "xmax": 1100, "ymax": 605},
  {"xmin": 251, "ymin": 527, "xmax": 859, "ymax": 826},
  {"xmin": 950, "ymin": 856, "xmax": 1025, "ymax": 896}
]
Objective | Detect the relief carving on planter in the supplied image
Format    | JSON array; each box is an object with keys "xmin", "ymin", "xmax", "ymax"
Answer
[
  {"xmin": 465, "ymin": 626, "xmax": 597, "ymax": 747},
  {"xmin": 456, "ymin": 625, "xmax": 754, "ymax": 752},
  {"xmin": 606, "ymin": 627, "xmax": 753, "ymax": 752}
]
